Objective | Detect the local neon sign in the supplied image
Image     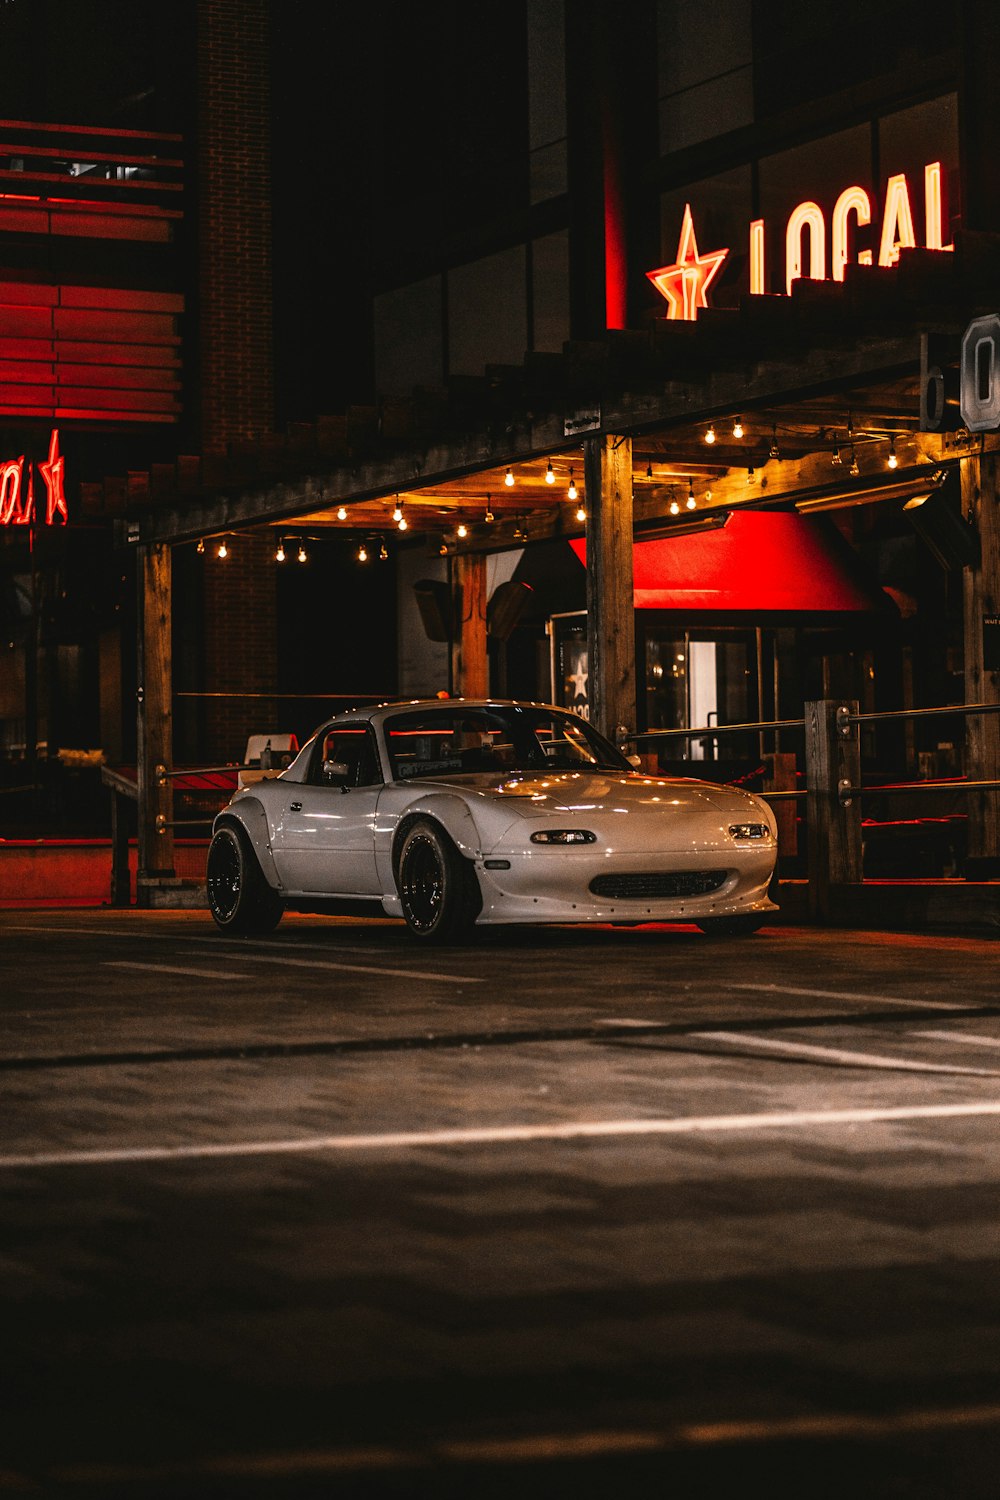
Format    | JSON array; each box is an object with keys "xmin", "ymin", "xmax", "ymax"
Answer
[
  {"xmin": 0, "ymin": 429, "xmax": 68, "ymax": 526},
  {"xmin": 648, "ymin": 161, "xmax": 953, "ymax": 319}
]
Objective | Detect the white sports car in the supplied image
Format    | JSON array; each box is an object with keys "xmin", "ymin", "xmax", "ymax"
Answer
[{"xmin": 206, "ymin": 698, "xmax": 778, "ymax": 941}]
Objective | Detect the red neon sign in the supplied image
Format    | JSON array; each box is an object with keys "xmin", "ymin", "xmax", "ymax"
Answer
[
  {"xmin": 649, "ymin": 160, "xmax": 953, "ymax": 320},
  {"xmin": 0, "ymin": 429, "xmax": 67, "ymax": 526}
]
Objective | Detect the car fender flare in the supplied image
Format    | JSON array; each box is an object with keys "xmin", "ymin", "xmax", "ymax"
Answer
[
  {"xmin": 390, "ymin": 793, "xmax": 483, "ymax": 884},
  {"xmin": 213, "ymin": 799, "xmax": 282, "ymax": 891}
]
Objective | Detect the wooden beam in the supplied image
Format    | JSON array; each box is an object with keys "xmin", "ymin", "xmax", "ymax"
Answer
[
  {"xmin": 585, "ymin": 434, "xmax": 636, "ymax": 743},
  {"xmin": 136, "ymin": 542, "xmax": 175, "ymax": 902},
  {"xmin": 961, "ymin": 449, "xmax": 1000, "ymax": 875},
  {"xmin": 449, "ymin": 552, "xmax": 488, "ymax": 699}
]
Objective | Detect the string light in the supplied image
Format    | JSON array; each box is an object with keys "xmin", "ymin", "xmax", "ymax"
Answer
[
  {"xmin": 357, "ymin": 542, "xmax": 368, "ymax": 562},
  {"xmin": 397, "ymin": 509, "xmax": 408, "ymax": 531},
  {"xmin": 297, "ymin": 542, "xmax": 307, "ymax": 563},
  {"xmin": 567, "ymin": 469, "xmax": 578, "ymax": 501},
  {"xmin": 747, "ymin": 465, "xmax": 756, "ymax": 484},
  {"xmin": 575, "ymin": 501, "xmax": 586, "ymax": 522},
  {"xmin": 849, "ymin": 447, "xmax": 860, "ymax": 477},
  {"xmin": 887, "ymin": 436, "xmax": 898, "ymax": 469},
  {"xmin": 379, "ymin": 539, "xmax": 388, "ymax": 561},
  {"xmin": 669, "ymin": 494, "xmax": 680, "ymax": 516},
  {"xmin": 504, "ymin": 467, "xmax": 514, "ymax": 487},
  {"xmin": 457, "ymin": 522, "xmax": 468, "ymax": 538},
  {"xmin": 513, "ymin": 515, "xmax": 526, "ymax": 540},
  {"xmin": 336, "ymin": 506, "xmax": 347, "ymax": 521},
  {"xmin": 217, "ymin": 540, "xmax": 228, "ymax": 559},
  {"xmin": 392, "ymin": 496, "xmax": 403, "ymax": 522},
  {"xmin": 769, "ymin": 425, "xmax": 780, "ymax": 459},
  {"xmin": 732, "ymin": 418, "xmax": 744, "ymax": 439},
  {"xmin": 686, "ymin": 481, "xmax": 696, "ymax": 510},
  {"xmin": 545, "ymin": 459, "xmax": 555, "ymax": 484},
  {"xmin": 484, "ymin": 498, "xmax": 494, "ymax": 523},
  {"xmin": 645, "ymin": 462, "xmax": 653, "ymax": 480},
  {"xmin": 832, "ymin": 441, "xmax": 842, "ymax": 465},
  {"xmin": 275, "ymin": 540, "xmax": 286, "ymax": 562},
  {"xmin": 705, "ymin": 424, "xmax": 716, "ymax": 445},
  {"xmin": 196, "ymin": 538, "xmax": 205, "ymax": 554},
  {"xmin": 439, "ymin": 541, "xmax": 448, "ymax": 555}
]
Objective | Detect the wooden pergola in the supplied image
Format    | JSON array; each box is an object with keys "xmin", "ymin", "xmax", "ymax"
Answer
[{"xmin": 118, "ymin": 241, "xmax": 1000, "ymax": 897}]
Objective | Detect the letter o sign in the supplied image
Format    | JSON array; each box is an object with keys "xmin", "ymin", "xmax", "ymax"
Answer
[{"xmin": 960, "ymin": 313, "xmax": 1000, "ymax": 431}]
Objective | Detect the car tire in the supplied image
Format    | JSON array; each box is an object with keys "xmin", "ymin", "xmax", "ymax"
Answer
[
  {"xmin": 207, "ymin": 824, "xmax": 284, "ymax": 935},
  {"xmin": 397, "ymin": 819, "xmax": 479, "ymax": 942},
  {"xmin": 695, "ymin": 914, "xmax": 765, "ymax": 937}
]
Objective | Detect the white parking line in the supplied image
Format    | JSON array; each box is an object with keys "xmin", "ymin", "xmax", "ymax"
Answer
[
  {"xmin": 727, "ymin": 982, "xmax": 966, "ymax": 1010},
  {"xmin": 106, "ymin": 961, "xmax": 242, "ymax": 981},
  {"xmin": 3, "ymin": 1100, "xmax": 1000, "ymax": 1170},
  {"xmin": 917, "ymin": 1030, "xmax": 1000, "ymax": 1051},
  {"xmin": 184, "ymin": 952, "xmax": 483, "ymax": 984},
  {"xmin": 692, "ymin": 1030, "xmax": 1000, "ymax": 1077}
]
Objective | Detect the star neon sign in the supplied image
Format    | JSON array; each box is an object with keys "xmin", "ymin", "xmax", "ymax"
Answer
[{"xmin": 646, "ymin": 203, "xmax": 728, "ymax": 321}]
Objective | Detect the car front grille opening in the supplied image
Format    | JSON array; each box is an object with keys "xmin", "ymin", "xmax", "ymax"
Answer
[{"xmin": 589, "ymin": 870, "xmax": 729, "ymax": 900}]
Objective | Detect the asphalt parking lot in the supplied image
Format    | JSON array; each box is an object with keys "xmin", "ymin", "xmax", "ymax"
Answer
[{"xmin": 2, "ymin": 910, "xmax": 999, "ymax": 1498}]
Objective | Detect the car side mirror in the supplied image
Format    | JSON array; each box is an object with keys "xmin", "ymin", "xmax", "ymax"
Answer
[
  {"xmin": 322, "ymin": 759, "xmax": 351, "ymax": 785},
  {"xmin": 627, "ymin": 753, "xmax": 642, "ymax": 769}
]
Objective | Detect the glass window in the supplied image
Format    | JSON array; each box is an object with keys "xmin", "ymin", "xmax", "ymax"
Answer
[
  {"xmin": 531, "ymin": 230, "xmax": 570, "ymax": 352},
  {"xmin": 312, "ymin": 726, "xmax": 381, "ymax": 787},
  {"xmin": 447, "ymin": 247, "xmax": 528, "ymax": 377},
  {"xmin": 374, "ymin": 276, "xmax": 444, "ymax": 398},
  {"xmin": 878, "ymin": 94, "xmax": 959, "ymax": 236},
  {"xmin": 757, "ymin": 126, "xmax": 872, "ymax": 294},
  {"xmin": 384, "ymin": 705, "xmax": 628, "ymax": 779}
]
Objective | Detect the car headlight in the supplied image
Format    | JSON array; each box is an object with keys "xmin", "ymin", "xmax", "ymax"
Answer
[
  {"xmin": 729, "ymin": 822, "xmax": 770, "ymax": 841},
  {"xmin": 530, "ymin": 829, "xmax": 597, "ymax": 844}
]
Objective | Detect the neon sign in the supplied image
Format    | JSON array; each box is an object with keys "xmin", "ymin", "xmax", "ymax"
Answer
[
  {"xmin": 0, "ymin": 429, "xmax": 68, "ymax": 526},
  {"xmin": 649, "ymin": 161, "xmax": 953, "ymax": 320}
]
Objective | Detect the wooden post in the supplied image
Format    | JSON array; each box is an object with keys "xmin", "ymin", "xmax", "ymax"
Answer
[
  {"xmin": 136, "ymin": 542, "xmax": 175, "ymax": 905},
  {"xmin": 961, "ymin": 451, "xmax": 1000, "ymax": 876},
  {"xmin": 763, "ymin": 751, "xmax": 798, "ymax": 858},
  {"xmin": 584, "ymin": 433, "xmax": 636, "ymax": 744},
  {"xmin": 449, "ymin": 552, "xmax": 488, "ymax": 699},
  {"xmin": 805, "ymin": 699, "xmax": 862, "ymax": 920}
]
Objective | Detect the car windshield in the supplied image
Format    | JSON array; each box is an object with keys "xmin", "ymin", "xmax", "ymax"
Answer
[{"xmin": 384, "ymin": 705, "xmax": 630, "ymax": 779}]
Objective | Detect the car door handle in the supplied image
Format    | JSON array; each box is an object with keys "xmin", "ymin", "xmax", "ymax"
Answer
[{"xmin": 289, "ymin": 801, "xmax": 302, "ymax": 811}]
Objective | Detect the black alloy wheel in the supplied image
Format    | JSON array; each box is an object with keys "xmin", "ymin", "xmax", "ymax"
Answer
[
  {"xmin": 207, "ymin": 824, "xmax": 284, "ymax": 934},
  {"xmin": 397, "ymin": 819, "xmax": 479, "ymax": 942}
]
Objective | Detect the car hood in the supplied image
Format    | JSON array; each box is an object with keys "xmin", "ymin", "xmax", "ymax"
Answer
[{"xmin": 404, "ymin": 769, "xmax": 773, "ymax": 846}]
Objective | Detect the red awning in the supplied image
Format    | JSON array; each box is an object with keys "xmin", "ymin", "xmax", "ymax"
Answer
[{"xmin": 569, "ymin": 511, "xmax": 888, "ymax": 613}]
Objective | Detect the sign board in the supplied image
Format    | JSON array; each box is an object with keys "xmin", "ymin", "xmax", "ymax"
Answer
[
  {"xmin": 984, "ymin": 614, "xmax": 1000, "ymax": 672},
  {"xmin": 0, "ymin": 430, "xmax": 68, "ymax": 526}
]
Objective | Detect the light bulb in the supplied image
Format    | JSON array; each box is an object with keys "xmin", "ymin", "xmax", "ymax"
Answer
[
  {"xmin": 217, "ymin": 541, "xmax": 228, "ymax": 559},
  {"xmin": 705, "ymin": 425, "xmax": 716, "ymax": 445},
  {"xmin": 337, "ymin": 506, "xmax": 347, "ymax": 521},
  {"xmin": 849, "ymin": 450, "xmax": 860, "ymax": 477},
  {"xmin": 887, "ymin": 438, "xmax": 898, "ymax": 469},
  {"xmin": 379, "ymin": 542, "xmax": 388, "ymax": 560},
  {"xmin": 747, "ymin": 465, "xmax": 756, "ymax": 483},
  {"xmin": 832, "ymin": 444, "xmax": 842, "ymax": 465},
  {"xmin": 457, "ymin": 522, "xmax": 467, "ymax": 538},
  {"xmin": 505, "ymin": 467, "xmax": 514, "ymax": 487},
  {"xmin": 297, "ymin": 544, "xmax": 307, "ymax": 563},
  {"xmin": 732, "ymin": 419, "xmax": 744, "ymax": 439},
  {"xmin": 645, "ymin": 463, "xmax": 653, "ymax": 480},
  {"xmin": 484, "ymin": 502, "xmax": 494, "ymax": 523},
  {"xmin": 196, "ymin": 538, "xmax": 205, "ymax": 554},
  {"xmin": 575, "ymin": 504, "xmax": 586, "ymax": 522},
  {"xmin": 398, "ymin": 516, "xmax": 408, "ymax": 531},
  {"xmin": 545, "ymin": 460, "xmax": 555, "ymax": 484},
  {"xmin": 769, "ymin": 426, "xmax": 779, "ymax": 459},
  {"xmin": 439, "ymin": 542, "xmax": 448, "ymax": 555},
  {"xmin": 567, "ymin": 469, "xmax": 577, "ymax": 501},
  {"xmin": 275, "ymin": 542, "xmax": 286, "ymax": 562},
  {"xmin": 358, "ymin": 544, "xmax": 368, "ymax": 562},
  {"xmin": 687, "ymin": 493, "xmax": 697, "ymax": 510},
  {"xmin": 669, "ymin": 498, "xmax": 680, "ymax": 516},
  {"xmin": 392, "ymin": 499, "xmax": 402, "ymax": 522}
]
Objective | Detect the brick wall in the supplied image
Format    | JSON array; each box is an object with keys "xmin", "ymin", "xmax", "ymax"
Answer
[{"xmin": 196, "ymin": 0, "xmax": 278, "ymax": 760}]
